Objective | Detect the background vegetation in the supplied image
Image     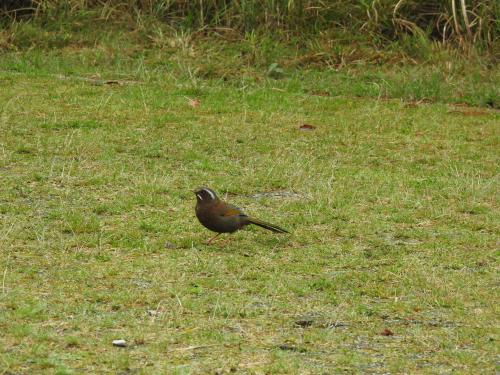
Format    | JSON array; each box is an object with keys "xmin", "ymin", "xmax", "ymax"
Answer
[{"xmin": 1, "ymin": 0, "xmax": 499, "ymax": 50}]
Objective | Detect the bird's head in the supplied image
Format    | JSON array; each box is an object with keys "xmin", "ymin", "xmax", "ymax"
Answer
[{"xmin": 194, "ymin": 187, "xmax": 218, "ymax": 203}]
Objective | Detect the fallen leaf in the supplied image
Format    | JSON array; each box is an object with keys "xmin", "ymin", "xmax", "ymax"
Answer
[
  {"xmin": 381, "ymin": 328, "xmax": 394, "ymax": 336},
  {"xmin": 187, "ymin": 97, "xmax": 200, "ymax": 108},
  {"xmin": 309, "ymin": 90, "xmax": 330, "ymax": 97},
  {"xmin": 299, "ymin": 124, "xmax": 316, "ymax": 131}
]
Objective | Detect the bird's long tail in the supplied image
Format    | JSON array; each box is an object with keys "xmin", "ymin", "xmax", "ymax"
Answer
[{"xmin": 247, "ymin": 217, "xmax": 289, "ymax": 233}]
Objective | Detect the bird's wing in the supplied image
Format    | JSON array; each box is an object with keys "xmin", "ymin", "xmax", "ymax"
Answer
[{"xmin": 221, "ymin": 204, "xmax": 246, "ymax": 217}]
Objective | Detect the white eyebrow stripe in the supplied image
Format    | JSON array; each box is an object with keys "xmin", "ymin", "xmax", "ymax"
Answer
[
  {"xmin": 196, "ymin": 194, "xmax": 203, "ymax": 200},
  {"xmin": 203, "ymin": 189, "xmax": 215, "ymax": 200}
]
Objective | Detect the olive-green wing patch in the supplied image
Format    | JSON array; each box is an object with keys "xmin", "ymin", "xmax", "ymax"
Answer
[{"xmin": 222, "ymin": 208, "xmax": 242, "ymax": 217}]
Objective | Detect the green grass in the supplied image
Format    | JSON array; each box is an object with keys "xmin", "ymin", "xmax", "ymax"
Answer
[
  {"xmin": 0, "ymin": 40, "xmax": 499, "ymax": 373},
  {"xmin": 1, "ymin": 22, "xmax": 498, "ymax": 108}
]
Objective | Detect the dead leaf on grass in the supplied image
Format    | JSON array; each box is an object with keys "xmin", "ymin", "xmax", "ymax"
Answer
[
  {"xmin": 381, "ymin": 328, "xmax": 394, "ymax": 336},
  {"xmin": 309, "ymin": 90, "xmax": 330, "ymax": 97},
  {"xmin": 299, "ymin": 124, "xmax": 316, "ymax": 131},
  {"xmin": 186, "ymin": 97, "xmax": 200, "ymax": 108}
]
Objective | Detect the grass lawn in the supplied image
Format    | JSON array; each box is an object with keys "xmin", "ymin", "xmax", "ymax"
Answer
[{"xmin": 0, "ymin": 45, "xmax": 498, "ymax": 374}]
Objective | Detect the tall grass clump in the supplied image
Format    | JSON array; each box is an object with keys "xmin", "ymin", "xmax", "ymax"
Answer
[{"xmin": 1, "ymin": 1, "xmax": 499, "ymax": 53}]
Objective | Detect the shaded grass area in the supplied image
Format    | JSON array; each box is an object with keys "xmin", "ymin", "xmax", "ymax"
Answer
[{"xmin": 0, "ymin": 46, "xmax": 499, "ymax": 373}]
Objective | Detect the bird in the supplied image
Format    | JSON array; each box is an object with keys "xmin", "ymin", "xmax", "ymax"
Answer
[{"xmin": 194, "ymin": 187, "xmax": 289, "ymax": 244}]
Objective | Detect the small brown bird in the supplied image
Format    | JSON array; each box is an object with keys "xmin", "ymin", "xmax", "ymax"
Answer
[{"xmin": 194, "ymin": 187, "xmax": 289, "ymax": 244}]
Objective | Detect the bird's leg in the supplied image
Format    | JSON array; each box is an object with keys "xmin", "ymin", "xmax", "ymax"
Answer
[{"xmin": 206, "ymin": 233, "xmax": 221, "ymax": 245}]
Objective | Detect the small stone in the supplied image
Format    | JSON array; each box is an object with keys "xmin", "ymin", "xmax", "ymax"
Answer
[{"xmin": 112, "ymin": 339, "xmax": 127, "ymax": 347}]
